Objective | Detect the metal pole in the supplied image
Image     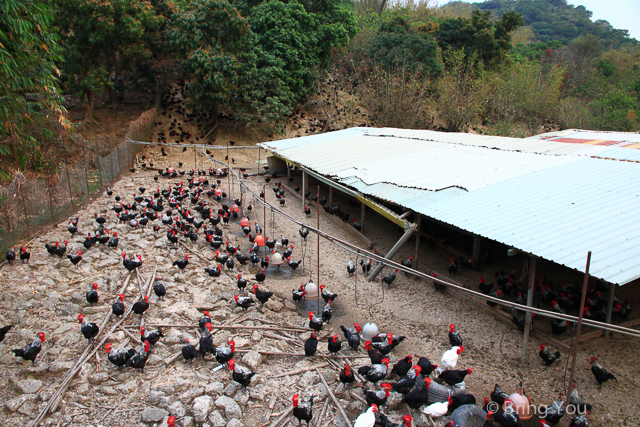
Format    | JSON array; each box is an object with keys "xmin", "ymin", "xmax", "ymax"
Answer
[
  {"xmin": 367, "ymin": 228, "xmax": 415, "ymax": 281},
  {"xmin": 317, "ymin": 186, "xmax": 320, "ymax": 316},
  {"xmin": 61, "ymin": 136, "xmax": 74, "ymax": 207},
  {"xmin": 604, "ymin": 283, "xmax": 616, "ymax": 337},
  {"xmin": 566, "ymin": 251, "xmax": 592, "ymax": 403},
  {"xmin": 414, "ymin": 214, "xmax": 421, "ymax": 270},
  {"xmin": 520, "ymin": 256, "xmax": 537, "ymax": 364}
]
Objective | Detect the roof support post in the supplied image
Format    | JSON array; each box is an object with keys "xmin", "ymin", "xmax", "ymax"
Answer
[
  {"xmin": 520, "ymin": 255, "xmax": 537, "ymax": 364},
  {"xmin": 367, "ymin": 228, "xmax": 415, "ymax": 281},
  {"xmin": 329, "ymin": 187, "xmax": 333, "ymax": 207},
  {"xmin": 604, "ymin": 283, "xmax": 616, "ymax": 337},
  {"xmin": 472, "ymin": 236, "xmax": 481, "ymax": 267},
  {"xmin": 360, "ymin": 202, "xmax": 365, "ymax": 235},
  {"xmin": 302, "ymin": 170, "xmax": 307, "ymax": 213},
  {"xmin": 414, "ymin": 214, "xmax": 421, "ymax": 270}
]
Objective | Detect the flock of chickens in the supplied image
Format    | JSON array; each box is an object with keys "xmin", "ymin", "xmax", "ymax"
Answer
[{"xmin": 0, "ymin": 153, "xmax": 623, "ymax": 427}]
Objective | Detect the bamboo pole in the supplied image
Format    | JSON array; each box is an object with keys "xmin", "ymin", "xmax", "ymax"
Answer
[
  {"xmin": 270, "ymin": 363, "xmax": 329, "ymax": 379},
  {"xmin": 316, "ymin": 368, "xmax": 352, "ymax": 427}
]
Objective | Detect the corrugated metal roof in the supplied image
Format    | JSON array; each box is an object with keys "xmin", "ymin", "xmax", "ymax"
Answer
[{"xmin": 261, "ymin": 128, "xmax": 640, "ymax": 285}]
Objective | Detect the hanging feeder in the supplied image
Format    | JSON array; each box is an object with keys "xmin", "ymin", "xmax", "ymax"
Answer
[
  {"xmin": 271, "ymin": 250, "xmax": 283, "ymax": 266},
  {"xmin": 254, "ymin": 234, "xmax": 265, "ymax": 247},
  {"xmin": 304, "ymin": 281, "xmax": 318, "ymax": 298},
  {"xmin": 239, "ymin": 217, "xmax": 250, "ymax": 227},
  {"xmin": 361, "ymin": 323, "xmax": 379, "ymax": 341},
  {"xmin": 231, "ymin": 204, "xmax": 239, "ymax": 213}
]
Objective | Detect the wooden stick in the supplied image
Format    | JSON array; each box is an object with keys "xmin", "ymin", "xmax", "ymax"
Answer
[
  {"xmin": 65, "ymin": 272, "xmax": 105, "ymax": 287},
  {"xmin": 349, "ymin": 392, "xmax": 367, "ymax": 405},
  {"xmin": 234, "ymin": 350, "xmax": 367, "ymax": 359},
  {"xmin": 144, "ymin": 324, "xmax": 312, "ymax": 332},
  {"xmin": 179, "ymin": 241, "xmax": 213, "ymax": 262},
  {"xmin": 263, "ymin": 394, "xmax": 277, "ymax": 423},
  {"xmin": 313, "ymin": 397, "xmax": 330, "ymax": 427},
  {"xmin": 135, "ymin": 268, "xmax": 145, "ymax": 298},
  {"xmin": 118, "ymin": 326, "xmax": 143, "ymax": 345},
  {"xmin": 316, "ymin": 368, "xmax": 352, "ymax": 427},
  {"xmin": 343, "ymin": 357, "xmax": 366, "ymax": 383},
  {"xmin": 270, "ymin": 363, "xmax": 329, "ymax": 379},
  {"xmin": 269, "ymin": 406, "xmax": 293, "ymax": 427}
]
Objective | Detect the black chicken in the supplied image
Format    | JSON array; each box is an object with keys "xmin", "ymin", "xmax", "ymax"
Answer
[
  {"xmin": 358, "ymin": 357, "xmax": 389, "ymax": 384},
  {"xmin": 132, "ymin": 296, "xmax": 150, "ymax": 316},
  {"xmin": 308, "ymin": 312, "xmax": 324, "ymax": 331},
  {"xmin": 364, "ymin": 341, "xmax": 385, "ymax": 365},
  {"xmin": 438, "ymin": 368, "xmax": 472, "ymax": 385},
  {"xmin": 292, "ymin": 394, "xmax": 315, "ymax": 427},
  {"xmin": 448, "ymin": 258, "xmax": 457, "ymax": 275},
  {"xmin": 214, "ymin": 340, "xmax": 235, "ymax": 365},
  {"xmin": 173, "ymin": 254, "xmax": 189, "ymax": 270},
  {"xmin": 304, "ymin": 332, "xmax": 318, "ymax": 356},
  {"xmin": 199, "ymin": 311, "xmax": 212, "ymax": 330},
  {"xmin": 391, "ymin": 365, "xmax": 421, "ymax": 394},
  {"xmin": 360, "ymin": 258, "xmax": 371, "ymax": 273},
  {"xmin": 490, "ymin": 384, "xmax": 509, "ymax": 406},
  {"xmin": 252, "ymin": 285, "xmax": 274, "ymax": 306},
  {"xmin": 364, "ymin": 383, "xmax": 392, "ymax": 407},
  {"xmin": 401, "ymin": 379, "xmax": 431, "ymax": 409},
  {"xmin": 79, "ymin": 314, "xmax": 99, "ymax": 341},
  {"xmin": 448, "ymin": 324, "xmax": 463, "ymax": 347},
  {"xmin": 381, "ymin": 269, "xmax": 397, "ymax": 287},
  {"xmin": 0, "ymin": 325, "xmax": 14, "ymax": 342},
  {"xmin": 543, "ymin": 394, "xmax": 565, "ymax": 426},
  {"xmin": 199, "ymin": 324, "xmax": 214, "ymax": 357},
  {"xmin": 67, "ymin": 250, "xmax": 83, "ymax": 267},
  {"xmin": 112, "ymin": 294, "xmax": 125, "ymax": 317},
  {"xmin": 153, "ymin": 278, "xmax": 166, "ymax": 299},
  {"xmin": 140, "ymin": 326, "xmax": 163, "ymax": 346},
  {"xmin": 391, "ymin": 355, "xmax": 413, "ymax": 377},
  {"xmin": 229, "ymin": 359, "xmax": 255, "ymax": 388},
  {"xmin": 590, "ymin": 356, "xmax": 617, "ymax": 386},
  {"xmin": 182, "ymin": 339, "xmax": 198, "ymax": 362},
  {"xmin": 125, "ymin": 340, "xmax": 151, "ymax": 371},
  {"xmin": 19, "ymin": 247, "xmax": 30, "ymax": 263},
  {"xmin": 340, "ymin": 323, "xmax": 362, "ymax": 352},
  {"xmin": 235, "ymin": 295, "xmax": 255, "ymax": 311},
  {"xmin": 105, "ymin": 343, "xmax": 136, "ymax": 368},
  {"xmin": 416, "ymin": 356, "xmax": 438, "ymax": 376},
  {"xmin": 327, "ymin": 334, "xmax": 342, "ymax": 355},
  {"xmin": 12, "ymin": 332, "xmax": 45, "ymax": 364},
  {"xmin": 86, "ymin": 283, "xmax": 99, "ymax": 305},
  {"xmin": 321, "ymin": 301, "xmax": 332, "ymax": 324},
  {"xmin": 339, "ymin": 363, "xmax": 355, "ymax": 387},
  {"xmin": 320, "ymin": 285, "xmax": 337, "ymax": 303},
  {"xmin": 539, "ymin": 344, "xmax": 561, "ymax": 367}
]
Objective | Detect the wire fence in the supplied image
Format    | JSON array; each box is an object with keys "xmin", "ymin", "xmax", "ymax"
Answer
[{"xmin": 0, "ymin": 108, "xmax": 155, "ymax": 252}]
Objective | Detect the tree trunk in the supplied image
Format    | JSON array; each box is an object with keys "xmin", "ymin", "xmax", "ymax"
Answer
[
  {"xmin": 85, "ymin": 89, "xmax": 95, "ymax": 122},
  {"xmin": 106, "ymin": 85, "xmax": 119, "ymax": 116}
]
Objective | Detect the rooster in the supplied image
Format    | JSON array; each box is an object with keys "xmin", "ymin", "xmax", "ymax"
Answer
[
  {"xmin": 327, "ymin": 334, "xmax": 342, "ymax": 355},
  {"xmin": 153, "ymin": 278, "xmax": 166, "ymax": 299},
  {"xmin": 182, "ymin": 339, "xmax": 197, "ymax": 362},
  {"xmin": 371, "ymin": 334, "xmax": 404, "ymax": 355},
  {"xmin": 79, "ymin": 314, "xmax": 99, "ymax": 342},
  {"xmin": 67, "ymin": 250, "xmax": 82, "ymax": 267},
  {"xmin": 292, "ymin": 394, "xmax": 315, "ymax": 427},
  {"xmin": 125, "ymin": 340, "xmax": 151, "ymax": 371},
  {"xmin": 539, "ymin": 344, "xmax": 561, "ymax": 367},
  {"xmin": 105, "ymin": 343, "xmax": 135, "ymax": 368},
  {"xmin": 381, "ymin": 269, "xmax": 397, "ymax": 287},
  {"xmin": 590, "ymin": 357, "xmax": 617, "ymax": 386},
  {"xmin": 322, "ymin": 301, "xmax": 333, "ymax": 324},
  {"xmin": 448, "ymin": 324, "xmax": 463, "ymax": 347},
  {"xmin": 237, "ymin": 275, "xmax": 247, "ymax": 292},
  {"xmin": 401, "ymin": 379, "xmax": 431, "ymax": 409},
  {"xmin": 340, "ymin": 323, "xmax": 362, "ymax": 352},
  {"xmin": 228, "ymin": 359, "xmax": 255, "ymax": 388},
  {"xmin": 438, "ymin": 368, "xmax": 472, "ymax": 385},
  {"xmin": 86, "ymin": 283, "xmax": 99, "ymax": 306},
  {"xmin": 543, "ymin": 394, "xmax": 565, "ymax": 426},
  {"xmin": 173, "ymin": 254, "xmax": 189, "ymax": 270},
  {"xmin": 364, "ymin": 341, "xmax": 385, "ymax": 364},
  {"xmin": 308, "ymin": 312, "xmax": 324, "ymax": 331},
  {"xmin": 416, "ymin": 356, "xmax": 438, "ymax": 376},
  {"xmin": 252, "ymin": 285, "xmax": 274, "ymax": 306},
  {"xmin": 199, "ymin": 323, "xmax": 214, "ymax": 357},
  {"xmin": 391, "ymin": 365, "xmax": 421, "ymax": 394},
  {"xmin": 112, "ymin": 294, "xmax": 125, "ymax": 317},
  {"xmin": 286, "ymin": 257, "xmax": 301, "ymax": 271},
  {"xmin": 391, "ymin": 355, "xmax": 413, "ymax": 377},
  {"xmin": 569, "ymin": 385, "xmax": 592, "ymax": 413},
  {"xmin": 305, "ymin": 332, "xmax": 318, "ymax": 356},
  {"xmin": 339, "ymin": 363, "xmax": 355, "ymax": 388},
  {"xmin": 204, "ymin": 265, "xmax": 222, "ymax": 277},
  {"xmin": 358, "ymin": 357, "xmax": 389, "ymax": 384},
  {"xmin": 377, "ymin": 414, "xmax": 412, "ymax": 427},
  {"xmin": 448, "ymin": 258, "xmax": 457, "ymax": 275},
  {"xmin": 199, "ymin": 311, "xmax": 212, "ymax": 331},
  {"xmin": 132, "ymin": 296, "xmax": 150, "ymax": 316},
  {"xmin": 347, "ymin": 260, "xmax": 356, "ymax": 276},
  {"xmin": 19, "ymin": 247, "xmax": 30, "ymax": 264},
  {"xmin": 478, "ymin": 276, "xmax": 493, "ymax": 295},
  {"xmin": 235, "ymin": 295, "xmax": 255, "ymax": 311},
  {"xmin": 12, "ymin": 332, "xmax": 45, "ymax": 363},
  {"xmin": 214, "ymin": 340, "xmax": 236, "ymax": 365},
  {"xmin": 360, "ymin": 258, "xmax": 372, "ymax": 274},
  {"xmin": 354, "ymin": 405, "xmax": 377, "ymax": 427},
  {"xmin": 441, "ymin": 346, "xmax": 463, "ymax": 370},
  {"xmin": 320, "ymin": 285, "xmax": 337, "ymax": 303},
  {"xmin": 107, "ymin": 231, "xmax": 119, "ymax": 248},
  {"xmin": 255, "ymin": 268, "xmax": 266, "ymax": 282},
  {"xmin": 292, "ymin": 285, "xmax": 305, "ymax": 303},
  {"xmin": 140, "ymin": 326, "xmax": 163, "ymax": 346},
  {"xmin": 365, "ymin": 383, "xmax": 392, "ymax": 407}
]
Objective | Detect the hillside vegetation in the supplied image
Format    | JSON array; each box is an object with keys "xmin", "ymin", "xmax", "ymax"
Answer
[{"xmin": 1, "ymin": 0, "xmax": 639, "ymax": 182}]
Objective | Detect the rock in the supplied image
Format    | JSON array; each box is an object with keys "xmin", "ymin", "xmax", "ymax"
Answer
[
  {"xmin": 18, "ymin": 400, "xmax": 37, "ymax": 416},
  {"xmin": 179, "ymin": 386, "xmax": 205, "ymax": 404},
  {"xmin": 14, "ymin": 379, "xmax": 43, "ymax": 394},
  {"xmin": 182, "ymin": 416, "xmax": 195, "ymax": 427},
  {"xmin": 149, "ymin": 390, "xmax": 166, "ymax": 406},
  {"xmin": 88, "ymin": 372, "xmax": 109, "ymax": 385},
  {"xmin": 250, "ymin": 331, "xmax": 261, "ymax": 342},
  {"xmin": 224, "ymin": 381, "xmax": 241, "ymax": 397},
  {"xmin": 116, "ymin": 379, "xmax": 138, "ymax": 394},
  {"xmin": 49, "ymin": 360, "xmax": 74, "ymax": 373},
  {"xmin": 168, "ymin": 401, "xmax": 186, "ymax": 418},
  {"xmin": 39, "ymin": 389, "xmax": 54, "ymax": 401},
  {"xmin": 141, "ymin": 406, "xmax": 169, "ymax": 423},
  {"xmin": 265, "ymin": 299, "xmax": 283, "ymax": 312},
  {"xmin": 164, "ymin": 328, "xmax": 183, "ymax": 345},
  {"xmin": 227, "ymin": 419, "xmax": 244, "ymax": 427},
  {"xmin": 5, "ymin": 395, "xmax": 34, "ymax": 412},
  {"xmin": 101, "ymin": 386, "xmax": 118, "ymax": 396},
  {"xmin": 205, "ymin": 381, "xmax": 225, "ymax": 396},
  {"xmin": 192, "ymin": 395, "xmax": 213, "ymax": 423},
  {"xmin": 241, "ymin": 350, "xmax": 263, "ymax": 370},
  {"xmin": 214, "ymin": 396, "xmax": 242, "ymax": 419},
  {"xmin": 208, "ymin": 410, "xmax": 226, "ymax": 427}
]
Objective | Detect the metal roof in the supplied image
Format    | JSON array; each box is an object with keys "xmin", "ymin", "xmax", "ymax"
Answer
[
  {"xmin": 261, "ymin": 128, "xmax": 640, "ymax": 285},
  {"xmin": 529, "ymin": 129, "xmax": 640, "ymax": 149}
]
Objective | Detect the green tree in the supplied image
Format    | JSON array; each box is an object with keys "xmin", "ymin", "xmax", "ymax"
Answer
[
  {"xmin": 0, "ymin": 0, "xmax": 66, "ymax": 171},
  {"xmin": 55, "ymin": 0, "xmax": 165, "ymax": 122}
]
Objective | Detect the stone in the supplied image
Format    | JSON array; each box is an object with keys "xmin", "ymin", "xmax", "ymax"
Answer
[
  {"xmin": 116, "ymin": 379, "xmax": 138, "ymax": 394},
  {"xmin": 14, "ymin": 379, "xmax": 43, "ymax": 394},
  {"xmin": 179, "ymin": 386, "xmax": 204, "ymax": 404},
  {"xmin": 192, "ymin": 395, "xmax": 213, "ymax": 423},
  {"xmin": 214, "ymin": 396, "xmax": 242, "ymax": 419},
  {"xmin": 168, "ymin": 401, "xmax": 186, "ymax": 418},
  {"xmin": 101, "ymin": 386, "xmax": 118, "ymax": 396},
  {"xmin": 265, "ymin": 299, "xmax": 283, "ymax": 312},
  {"xmin": 182, "ymin": 416, "xmax": 195, "ymax": 427},
  {"xmin": 141, "ymin": 406, "xmax": 169, "ymax": 423},
  {"xmin": 5, "ymin": 395, "xmax": 33, "ymax": 412},
  {"xmin": 205, "ymin": 381, "xmax": 225, "ymax": 396},
  {"xmin": 149, "ymin": 390, "xmax": 166, "ymax": 406},
  {"xmin": 250, "ymin": 331, "xmax": 261, "ymax": 342},
  {"xmin": 88, "ymin": 372, "xmax": 109, "ymax": 385},
  {"xmin": 241, "ymin": 350, "xmax": 263, "ymax": 370},
  {"xmin": 49, "ymin": 360, "xmax": 74, "ymax": 373},
  {"xmin": 227, "ymin": 419, "xmax": 244, "ymax": 427},
  {"xmin": 224, "ymin": 381, "xmax": 241, "ymax": 397},
  {"xmin": 208, "ymin": 410, "xmax": 226, "ymax": 427}
]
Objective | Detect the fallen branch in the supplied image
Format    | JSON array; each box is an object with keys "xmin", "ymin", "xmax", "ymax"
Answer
[
  {"xmin": 314, "ymin": 397, "xmax": 330, "ymax": 427},
  {"xmin": 235, "ymin": 350, "xmax": 367, "ymax": 359},
  {"xmin": 144, "ymin": 324, "xmax": 311, "ymax": 332},
  {"xmin": 316, "ymin": 368, "xmax": 352, "ymax": 427},
  {"xmin": 270, "ymin": 363, "xmax": 329, "ymax": 379},
  {"xmin": 179, "ymin": 241, "xmax": 213, "ymax": 262},
  {"xmin": 349, "ymin": 392, "xmax": 367, "ymax": 405},
  {"xmin": 118, "ymin": 326, "xmax": 143, "ymax": 345},
  {"xmin": 263, "ymin": 394, "xmax": 277, "ymax": 423},
  {"xmin": 269, "ymin": 406, "xmax": 293, "ymax": 427}
]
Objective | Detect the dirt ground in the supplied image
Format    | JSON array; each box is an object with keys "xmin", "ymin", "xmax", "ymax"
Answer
[{"xmin": 0, "ymin": 137, "xmax": 637, "ymax": 427}]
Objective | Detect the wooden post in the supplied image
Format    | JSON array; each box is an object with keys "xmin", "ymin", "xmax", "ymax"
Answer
[
  {"xmin": 520, "ymin": 256, "xmax": 536, "ymax": 364},
  {"xmin": 360, "ymin": 202, "xmax": 365, "ymax": 234},
  {"xmin": 566, "ymin": 252, "xmax": 592, "ymax": 404},
  {"xmin": 604, "ymin": 283, "xmax": 616, "ymax": 337},
  {"xmin": 61, "ymin": 136, "xmax": 74, "ymax": 206},
  {"xmin": 287, "ymin": 161, "xmax": 290, "ymax": 183},
  {"xmin": 302, "ymin": 170, "xmax": 307, "ymax": 212},
  {"xmin": 82, "ymin": 137, "xmax": 90, "ymax": 200},
  {"xmin": 414, "ymin": 214, "xmax": 421, "ymax": 270},
  {"xmin": 47, "ymin": 173, "xmax": 55, "ymax": 219},
  {"xmin": 329, "ymin": 187, "xmax": 333, "ymax": 206}
]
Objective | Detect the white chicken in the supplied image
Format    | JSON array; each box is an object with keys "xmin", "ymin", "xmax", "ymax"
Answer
[
  {"xmin": 354, "ymin": 404, "xmax": 378, "ymax": 427},
  {"xmin": 422, "ymin": 397, "xmax": 451, "ymax": 418},
  {"xmin": 441, "ymin": 345, "xmax": 463, "ymax": 370}
]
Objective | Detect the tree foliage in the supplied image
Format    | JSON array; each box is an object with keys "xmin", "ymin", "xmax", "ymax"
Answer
[{"xmin": 0, "ymin": 0, "xmax": 66, "ymax": 149}]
